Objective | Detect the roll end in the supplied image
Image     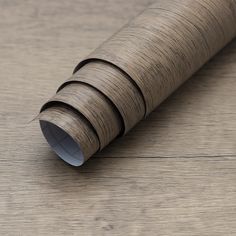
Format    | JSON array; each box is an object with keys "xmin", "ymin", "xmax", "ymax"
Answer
[{"xmin": 40, "ymin": 120, "xmax": 85, "ymax": 166}]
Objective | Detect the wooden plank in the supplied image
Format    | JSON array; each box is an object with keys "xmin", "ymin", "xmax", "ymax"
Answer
[
  {"xmin": 0, "ymin": 0, "xmax": 236, "ymax": 235},
  {"xmin": 1, "ymin": 156, "xmax": 236, "ymax": 235}
]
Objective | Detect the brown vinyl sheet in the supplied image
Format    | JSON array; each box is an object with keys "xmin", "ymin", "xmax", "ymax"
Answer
[{"xmin": 39, "ymin": 0, "xmax": 236, "ymax": 166}]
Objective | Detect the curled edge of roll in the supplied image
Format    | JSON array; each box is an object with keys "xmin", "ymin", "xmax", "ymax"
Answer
[{"xmin": 39, "ymin": 106, "xmax": 100, "ymax": 166}]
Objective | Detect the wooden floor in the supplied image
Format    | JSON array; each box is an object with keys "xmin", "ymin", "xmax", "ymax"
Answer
[{"xmin": 1, "ymin": 0, "xmax": 236, "ymax": 235}]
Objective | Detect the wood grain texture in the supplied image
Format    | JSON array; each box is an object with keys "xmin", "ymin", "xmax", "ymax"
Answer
[
  {"xmin": 0, "ymin": 0, "xmax": 236, "ymax": 235},
  {"xmin": 43, "ymin": 82, "xmax": 122, "ymax": 149},
  {"xmin": 78, "ymin": 0, "xmax": 236, "ymax": 115},
  {"xmin": 66, "ymin": 61, "xmax": 146, "ymax": 134}
]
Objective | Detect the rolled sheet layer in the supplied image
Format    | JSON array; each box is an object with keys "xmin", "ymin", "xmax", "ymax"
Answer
[{"xmin": 39, "ymin": 0, "xmax": 236, "ymax": 166}]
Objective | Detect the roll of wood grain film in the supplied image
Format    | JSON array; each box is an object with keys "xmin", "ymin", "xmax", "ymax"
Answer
[{"xmin": 39, "ymin": 0, "xmax": 236, "ymax": 166}]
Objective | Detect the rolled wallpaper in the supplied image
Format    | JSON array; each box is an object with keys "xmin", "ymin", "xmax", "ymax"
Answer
[{"xmin": 39, "ymin": 0, "xmax": 236, "ymax": 166}]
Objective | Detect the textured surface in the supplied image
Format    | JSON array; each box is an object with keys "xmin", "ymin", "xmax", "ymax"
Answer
[{"xmin": 0, "ymin": 0, "xmax": 236, "ymax": 235}]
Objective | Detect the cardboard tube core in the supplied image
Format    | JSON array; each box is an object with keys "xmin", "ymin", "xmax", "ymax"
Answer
[{"xmin": 40, "ymin": 120, "xmax": 84, "ymax": 166}]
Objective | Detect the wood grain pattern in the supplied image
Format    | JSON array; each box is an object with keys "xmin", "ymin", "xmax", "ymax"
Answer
[
  {"xmin": 66, "ymin": 61, "xmax": 146, "ymax": 134},
  {"xmin": 0, "ymin": 0, "xmax": 236, "ymax": 235},
  {"xmin": 78, "ymin": 0, "xmax": 236, "ymax": 115},
  {"xmin": 43, "ymin": 82, "xmax": 122, "ymax": 149}
]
